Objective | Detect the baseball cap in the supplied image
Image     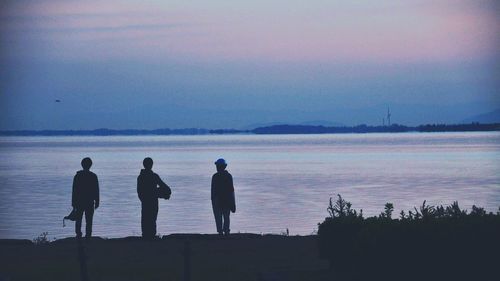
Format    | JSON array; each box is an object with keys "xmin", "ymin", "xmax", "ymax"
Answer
[{"xmin": 214, "ymin": 158, "xmax": 227, "ymax": 165}]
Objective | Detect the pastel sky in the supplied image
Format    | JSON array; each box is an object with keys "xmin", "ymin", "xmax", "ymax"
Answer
[{"xmin": 1, "ymin": 0, "xmax": 499, "ymax": 129}]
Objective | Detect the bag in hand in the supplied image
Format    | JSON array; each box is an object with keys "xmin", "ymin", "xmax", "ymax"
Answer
[
  {"xmin": 63, "ymin": 208, "xmax": 78, "ymax": 227},
  {"xmin": 157, "ymin": 185, "xmax": 172, "ymax": 200}
]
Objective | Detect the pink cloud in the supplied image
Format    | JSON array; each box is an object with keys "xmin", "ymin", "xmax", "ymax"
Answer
[{"xmin": 2, "ymin": 0, "xmax": 498, "ymax": 63}]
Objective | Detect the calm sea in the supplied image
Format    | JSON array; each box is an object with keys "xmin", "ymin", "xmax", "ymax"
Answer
[{"xmin": 0, "ymin": 132, "xmax": 499, "ymax": 239}]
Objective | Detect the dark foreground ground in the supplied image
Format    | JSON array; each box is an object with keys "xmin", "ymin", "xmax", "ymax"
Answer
[{"xmin": 0, "ymin": 234, "xmax": 331, "ymax": 281}]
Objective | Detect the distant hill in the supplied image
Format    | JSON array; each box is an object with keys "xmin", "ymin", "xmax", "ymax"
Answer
[
  {"xmin": 299, "ymin": 120, "xmax": 344, "ymax": 127},
  {"xmin": 252, "ymin": 123, "xmax": 500, "ymax": 134},
  {"xmin": 1, "ymin": 123, "xmax": 499, "ymax": 136},
  {"xmin": 462, "ymin": 109, "xmax": 500, "ymax": 123},
  {"xmin": 0, "ymin": 128, "xmax": 210, "ymax": 136},
  {"xmin": 252, "ymin": 124, "xmax": 410, "ymax": 134},
  {"xmin": 242, "ymin": 120, "xmax": 343, "ymax": 130}
]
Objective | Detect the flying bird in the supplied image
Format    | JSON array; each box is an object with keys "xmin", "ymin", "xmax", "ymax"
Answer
[{"xmin": 55, "ymin": 99, "xmax": 61, "ymax": 103}]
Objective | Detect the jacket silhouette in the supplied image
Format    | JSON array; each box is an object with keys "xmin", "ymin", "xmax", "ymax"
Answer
[
  {"xmin": 137, "ymin": 157, "xmax": 171, "ymax": 239},
  {"xmin": 211, "ymin": 158, "xmax": 235, "ymax": 235},
  {"xmin": 211, "ymin": 170, "xmax": 235, "ymax": 211},
  {"xmin": 72, "ymin": 157, "xmax": 99, "ymax": 238}
]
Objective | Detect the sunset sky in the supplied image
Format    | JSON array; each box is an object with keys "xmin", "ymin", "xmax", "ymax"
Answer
[{"xmin": 1, "ymin": 0, "xmax": 499, "ymax": 129}]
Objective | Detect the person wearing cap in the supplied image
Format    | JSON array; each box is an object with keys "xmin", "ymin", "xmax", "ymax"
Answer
[
  {"xmin": 137, "ymin": 157, "xmax": 171, "ymax": 239},
  {"xmin": 72, "ymin": 157, "xmax": 100, "ymax": 239},
  {"xmin": 211, "ymin": 158, "xmax": 236, "ymax": 235}
]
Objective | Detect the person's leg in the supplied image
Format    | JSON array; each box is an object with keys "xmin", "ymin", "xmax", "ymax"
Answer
[
  {"xmin": 212, "ymin": 200, "xmax": 223, "ymax": 234},
  {"xmin": 222, "ymin": 209, "xmax": 230, "ymax": 235},
  {"xmin": 141, "ymin": 203, "xmax": 148, "ymax": 238},
  {"xmin": 85, "ymin": 206, "xmax": 94, "ymax": 238},
  {"xmin": 142, "ymin": 202, "xmax": 157, "ymax": 239},
  {"xmin": 75, "ymin": 209, "xmax": 84, "ymax": 238},
  {"xmin": 151, "ymin": 201, "xmax": 159, "ymax": 238}
]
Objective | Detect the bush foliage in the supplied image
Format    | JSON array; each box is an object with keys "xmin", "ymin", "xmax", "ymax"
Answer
[
  {"xmin": 32, "ymin": 232, "xmax": 50, "ymax": 245},
  {"xmin": 318, "ymin": 195, "xmax": 500, "ymax": 281}
]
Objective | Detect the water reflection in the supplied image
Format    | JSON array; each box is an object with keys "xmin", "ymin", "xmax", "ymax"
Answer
[{"xmin": 0, "ymin": 132, "xmax": 499, "ymax": 239}]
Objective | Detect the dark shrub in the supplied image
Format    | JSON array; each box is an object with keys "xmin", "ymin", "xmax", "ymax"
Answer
[{"xmin": 318, "ymin": 195, "xmax": 500, "ymax": 281}]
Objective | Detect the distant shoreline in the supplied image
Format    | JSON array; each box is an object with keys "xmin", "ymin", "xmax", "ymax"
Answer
[{"xmin": 0, "ymin": 122, "xmax": 499, "ymax": 136}]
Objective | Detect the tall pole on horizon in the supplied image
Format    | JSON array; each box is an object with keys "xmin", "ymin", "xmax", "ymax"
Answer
[{"xmin": 387, "ymin": 107, "xmax": 391, "ymax": 126}]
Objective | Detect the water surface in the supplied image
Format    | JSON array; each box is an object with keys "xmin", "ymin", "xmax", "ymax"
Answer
[{"xmin": 0, "ymin": 132, "xmax": 499, "ymax": 239}]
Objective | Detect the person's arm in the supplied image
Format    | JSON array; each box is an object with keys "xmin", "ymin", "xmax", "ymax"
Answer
[
  {"xmin": 94, "ymin": 174, "xmax": 100, "ymax": 209},
  {"xmin": 228, "ymin": 174, "xmax": 234, "ymax": 192},
  {"xmin": 229, "ymin": 174, "xmax": 236, "ymax": 212},
  {"xmin": 137, "ymin": 176, "xmax": 144, "ymax": 202},
  {"xmin": 72, "ymin": 174, "xmax": 77, "ymax": 208},
  {"xmin": 156, "ymin": 174, "xmax": 171, "ymax": 196},
  {"xmin": 211, "ymin": 174, "xmax": 216, "ymax": 200},
  {"xmin": 156, "ymin": 174, "xmax": 169, "ymax": 189}
]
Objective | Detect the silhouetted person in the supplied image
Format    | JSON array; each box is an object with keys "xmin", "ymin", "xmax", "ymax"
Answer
[
  {"xmin": 137, "ymin": 157, "xmax": 171, "ymax": 239},
  {"xmin": 72, "ymin": 157, "xmax": 99, "ymax": 239},
  {"xmin": 211, "ymin": 158, "xmax": 236, "ymax": 235}
]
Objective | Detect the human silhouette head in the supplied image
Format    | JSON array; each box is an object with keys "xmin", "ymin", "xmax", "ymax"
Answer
[
  {"xmin": 214, "ymin": 158, "xmax": 227, "ymax": 172},
  {"xmin": 81, "ymin": 157, "xmax": 92, "ymax": 170},
  {"xmin": 143, "ymin": 157, "xmax": 153, "ymax": 170}
]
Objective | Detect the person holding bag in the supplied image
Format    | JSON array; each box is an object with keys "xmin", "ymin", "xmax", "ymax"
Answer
[
  {"xmin": 137, "ymin": 157, "xmax": 171, "ymax": 240},
  {"xmin": 72, "ymin": 157, "xmax": 100, "ymax": 239}
]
